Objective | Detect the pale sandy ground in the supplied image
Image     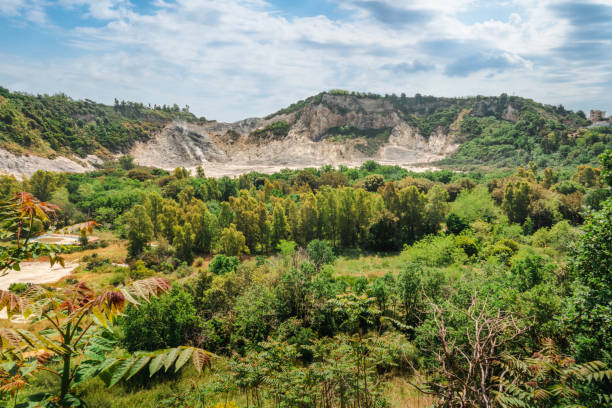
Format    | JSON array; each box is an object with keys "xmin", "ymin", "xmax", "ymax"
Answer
[
  {"xmin": 193, "ymin": 162, "xmax": 441, "ymax": 178},
  {"xmin": 0, "ymin": 261, "xmax": 77, "ymax": 320}
]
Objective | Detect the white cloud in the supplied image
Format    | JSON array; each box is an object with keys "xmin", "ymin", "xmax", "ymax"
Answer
[{"xmin": 0, "ymin": 0, "xmax": 609, "ymax": 120}]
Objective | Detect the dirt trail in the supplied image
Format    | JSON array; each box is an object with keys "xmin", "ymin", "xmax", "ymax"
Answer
[
  {"xmin": 0, "ymin": 261, "xmax": 77, "ymax": 291},
  {"xmin": 0, "ymin": 261, "xmax": 77, "ymax": 320}
]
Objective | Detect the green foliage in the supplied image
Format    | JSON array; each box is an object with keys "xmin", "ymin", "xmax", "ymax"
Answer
[
  {"xmin": 126, "ymin": 204, "xmax": 154, "ymax": 257},
  {"xmin": 455, "ymin": 235, "xmax": 478, "ymax": 257},
  {"xmin": 446, "ymin": 212, "xmax": 469, "ymax": 234},
  {"xmin": 252, "ymin": 120, "xmax": 291, "ymax": 139},
  {"xmin": 451, "ymin": 185, "xmax": 498, "ymax": 223},
  {"xmin": 219, "ymin": 224, "xmax": 248, "ymax": 256},
  {"xmin": 495, "ymin": 340, "xmax": 612, "ymax": 408},
  {"xmin": 121, "ymin": 287, "xmax": 202, "ymax": 352},
  {"xmin": 306, "ymin": 239, "xmax": 335, "ymax": 271},
  {"xmin": 565, "ymin": 200, "xmax": 612, "ymax": 364},
  {"xmin": 363, "ymin": 174, "xmax": 385, "ymax": 192},
  {"xmin": 0, "ymin": 87, "xmax": 198, "ymax": 156},
  {"xmin": 208, "ymin": 254, "xmax": 240, "ymax": 275}
]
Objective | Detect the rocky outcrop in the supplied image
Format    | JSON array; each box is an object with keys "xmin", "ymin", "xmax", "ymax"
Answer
[
  {"xmin": 127, "ymin": 94, "xmax": 461, "ymax": 175},
  {"xmin": 0, "ymin": 149, "xmax": 101, "ymax": 178},
  {"xmin": 2, "ymin": 93, "xmax": 526, "ymax": 178}
]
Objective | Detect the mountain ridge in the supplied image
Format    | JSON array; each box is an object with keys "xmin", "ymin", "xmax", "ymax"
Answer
[{"xmin": 1, "ymin": 87, "xmax": 609, "ymax": 177}]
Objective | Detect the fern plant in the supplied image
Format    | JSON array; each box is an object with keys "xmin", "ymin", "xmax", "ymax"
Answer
[
  {"xmin": 493, "ymin": 339, "xmax": 612, "ymax": 408},
  {"xmin": 0, "ymin": 278, "xmax": 211, "ymax": 407}
]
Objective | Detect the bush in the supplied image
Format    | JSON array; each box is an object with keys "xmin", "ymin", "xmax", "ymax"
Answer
[
  {"xmin": 8, "ymin": 282, "xmax": 30, "ymax": 294},
  {"xmin": 451, "ymin": 186, "xmax": 497, "ymax": 223},
  {"xmin": 497, "ymin": 238, "xmax": 519, "ymax": 254},
  {"xmin": 363, "ymin": 174, "xmax": 385, "ymax": 192},
  {"xmin": 402, "ymin": 235, "xmax": 456, "ymax": 267},
  {"xmin": 121, "ymin": 286, "xmax": 202, "ymax": 352},
  {"xmin": 128, "ymin": 260, "xmax": 155, "ymax": 280},
  {"xmin": 446, "ymin": 213, "xmax": 469, "ymax": 235},
  {"xmin": 510, "ymin": 254, "xmax": 548, "ymax": 291},
  {"xmin": 490, "ymin": 245, "xmax": 514, "ymax": 264},
  {"xmin": 306, "ymin": 239, "xmax": 336, "ymax": 271},
  {"xmin": 209, "ymin": 254, "xmax": 241, "ymax": 275},
  {"xmin": 455, "ymin": 236, "xmax": 478, "ymax": 257}
]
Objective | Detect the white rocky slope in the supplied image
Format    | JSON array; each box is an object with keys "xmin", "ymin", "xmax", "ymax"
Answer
[
  {"xmin": 0, "ymin": 149, "xmax": 102, "ymax": 178},
  {"xmin": 3, "ymin": 93, "xmax": 521, "ymax": 178},
  {"xmin": 130, "ymin": 94, "xmax": 461, "ymax": 176}
]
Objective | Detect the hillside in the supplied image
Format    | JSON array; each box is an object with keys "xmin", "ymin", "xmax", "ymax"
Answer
[{"xmin": 1, "ymin": 87, "xmax": 610, "ymax": 176}]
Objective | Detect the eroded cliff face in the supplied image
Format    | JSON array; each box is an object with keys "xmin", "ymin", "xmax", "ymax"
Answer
[
  {"xmin": 128, "ymin": 94, "xmax": 460, "ymax": 176},
  {"xmin": 0, "ymin": 149, "xmax": 101, "ymax": 178},
  {"xmin": 2, "ymin": 93, "xmax": 522, "ymax": 178}
]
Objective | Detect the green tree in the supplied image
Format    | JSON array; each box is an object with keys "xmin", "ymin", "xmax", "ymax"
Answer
[
  {"xmin": 271, "ymin": 201, "xmax": 289, "ymax": 249},
  {"xmin": 122, "ymin": 286, "xmax": 202, "ymax": 351},
  {"xmin": 299, "ymin": 193, "xmax": 319, "ymax": 245},
  {"xmin": 185, "ymin": 199, "xmax": 215, "ymax": 254},
  {"xmin": 209, "ymin": 254, "xmax": 241, "ymax": 275},
  {"xmin": 257, "ymin": 201, "xmax": 271, "ymax": 253},
  {"xmin": 28, "ymin": 170, "xmax": 61, "ymax": 201},
  {"xmin": 173, "ymin": 222, "xmax": 195, "ymax": 263},
  {"xmin": 126, "ymin": 204, "xmax": 154, "ymax": 257},
  {"xmin": 363, "ymin": 174, "xmax": 385, "ymax": 192},
  {"xmin": 158, "ymin": 203, "xmax": 179, "ymax": 242},
  {"xmin": 398, "ymin": 186, "xmax": 427, "ymax": 243},
  {"xmin": 502, "ymin": 181, "xmax": 531, "ymax": 224},
  {"xmin": 218, "ymin": 201, "xmax": 234, "ymax": 228},
  {"xmin": 306, "ymin": 239, "xmax": 336, "ymax": 272},
  {"xmin": 144, "ymin": 192, "xmax": 164, "ymax": 236},
  {"xmin": 565, "ymin": 200, "xmax": 612, "ymax": 363},
  {"xmin": 219, "ymin": 224, "xmax": 248, "ymax": 256}
]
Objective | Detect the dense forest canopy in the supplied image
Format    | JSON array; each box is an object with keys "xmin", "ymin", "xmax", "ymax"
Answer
[{"xmin": 0, "ymin": 149, "xmax": 610, "ymax": 407}]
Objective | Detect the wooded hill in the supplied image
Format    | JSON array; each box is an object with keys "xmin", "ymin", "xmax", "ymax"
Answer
[{"xmin": 1, "ymin": 86, "xmax": 610, "ymax": 169}]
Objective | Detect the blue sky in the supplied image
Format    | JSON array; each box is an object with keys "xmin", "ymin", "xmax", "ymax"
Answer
[{"xmin": 0, "ymin": 0, "xmax": 610, "ymax": 121}]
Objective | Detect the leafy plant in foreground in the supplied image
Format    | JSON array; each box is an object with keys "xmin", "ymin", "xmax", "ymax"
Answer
[{"xmin": 0, "ymin": 278, "xmax": 211, "ymax": 407}]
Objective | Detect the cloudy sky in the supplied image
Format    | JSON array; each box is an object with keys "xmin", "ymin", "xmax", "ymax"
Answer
[{"xmin": 0, "ymin": 0, "xmax": 610, "ymax": 121}]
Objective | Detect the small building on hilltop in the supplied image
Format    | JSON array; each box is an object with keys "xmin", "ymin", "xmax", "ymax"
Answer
[{"xmin": 589, "ymin": 110, "xmax": 606, "ymax": 122}]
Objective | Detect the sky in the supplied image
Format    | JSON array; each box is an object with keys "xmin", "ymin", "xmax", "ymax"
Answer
[{"xmin": 0, "ymin": 0, "xmax": 610, "ymax": 122}]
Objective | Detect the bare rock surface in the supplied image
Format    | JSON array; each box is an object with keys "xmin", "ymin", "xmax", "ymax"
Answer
[{"xmin": 0, "ymin": 149, "xmax": 101, "ymax": 178}]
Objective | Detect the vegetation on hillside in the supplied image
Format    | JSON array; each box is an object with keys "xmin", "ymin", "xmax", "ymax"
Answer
[
  {"xmin": 0, "ymin": 87, "xmax": 202, "ymax": 157},
  {"xmin": 1, "ymin": 86, "xmax": 608, "ymax": 169},
  {"xmin": 0, "ymin": 150, "xmax": 610, "ymax": 407},
  {"xmin": 268, "ymin": 90, "xmax": 604, "ymax": 166}
]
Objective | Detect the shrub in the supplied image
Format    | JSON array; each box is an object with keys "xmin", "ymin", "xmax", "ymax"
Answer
[
  {"xmin": 497, "ymin": 238, "xmax": 519, "ymax": 254},
  {"xmin": 108, "ymin": 271, "xmax": 126, "ymax": 286},
  {"xmin": 121, "ymin": 286, "xmax": 202, "ymax": 352},
  {"xmin": 451, "ymin": 186, "xmax": 497, "ymax": 223},
  {"xmin": 455, "ymin": 236, "xmax": 478, "ymax": 257},
  {"xmin": 209, "ymin": 254, "xmax": 241, "ymax": 275},
  {"xmin": 363, "ymin": 174, "xmax": 385, "ymax": 192},
  {"xmin": 306, "ymin": 239, "xmax": 336, "ymax": 271},
  {"xmin": 128, "ymin": 260, "xmax": 155, "ymax": 280},
  {"xmin": 446, "ymin": 213, "xmax": 469, "ymax": 235},
  {"xmin": 490, "ymin": 245, "xmax": 514, "ymax": 264},
  {"xmin": 402, "ymin": 235, "xmax": 456, "ymax": 267},
  {"xmin": 510, "ymin": 254, "xmax": 548, "ymax": 291},
  {"xmin": 8, "ymin": 282, "xmax": 29, "ymax": 294}
]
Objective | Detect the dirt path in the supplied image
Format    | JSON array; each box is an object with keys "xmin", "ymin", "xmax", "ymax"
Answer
[
  {"xmin": 0, "ymin": 261, "xmax": 77, "ymax": 290},
  {"xmin": 0, "ymin": 261, "xmax": 77, "ymax": 320}
]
